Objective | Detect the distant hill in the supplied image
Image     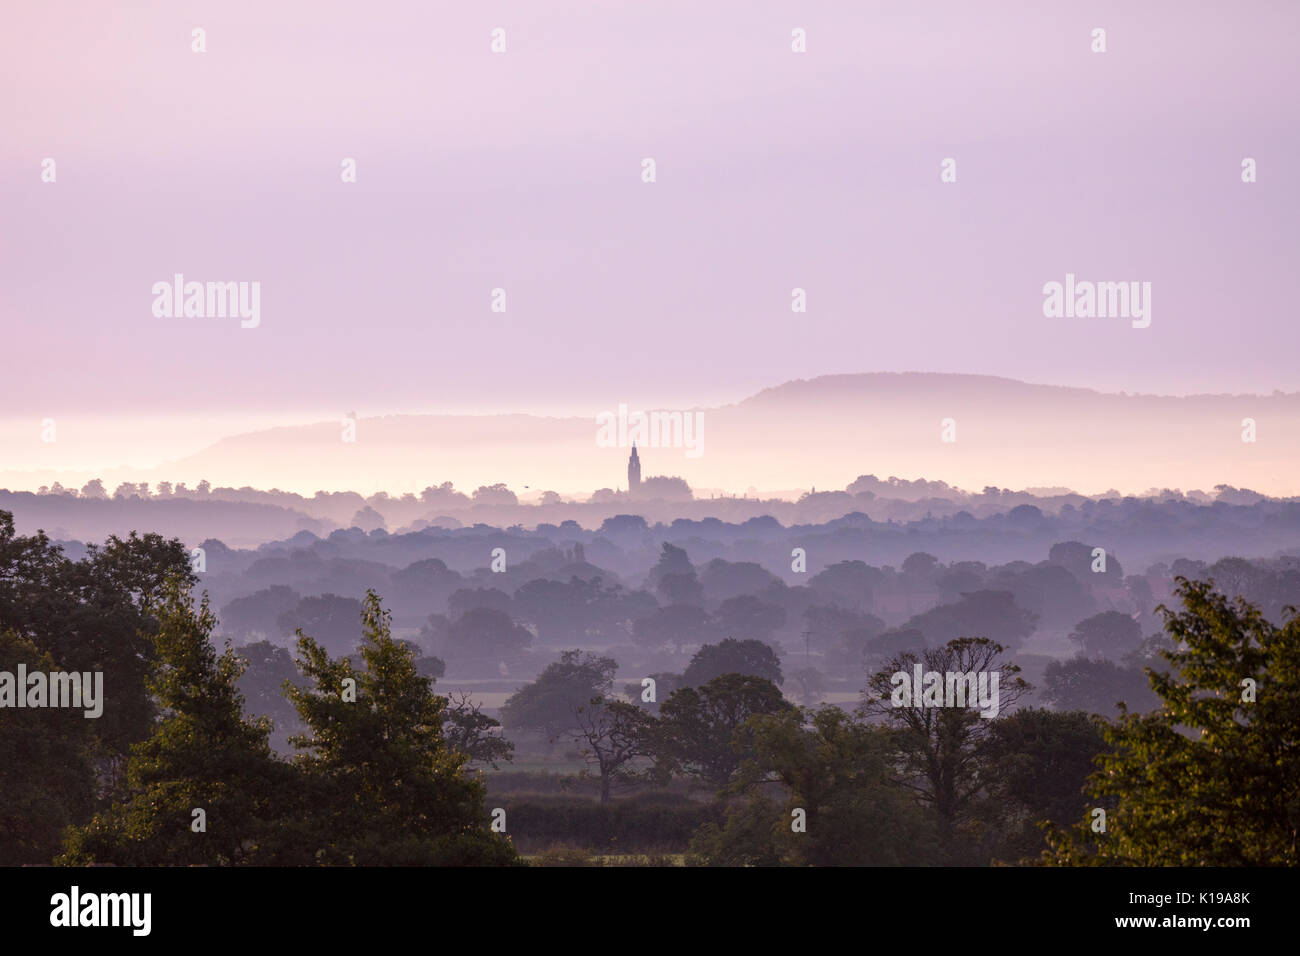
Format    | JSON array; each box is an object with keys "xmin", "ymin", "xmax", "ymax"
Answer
[{"xmin": 5, "ymin": 373, "xmax": 1299, "ymax": 497}]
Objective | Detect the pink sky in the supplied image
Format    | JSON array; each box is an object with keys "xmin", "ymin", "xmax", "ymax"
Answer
[{"xmin": 2, "ymin": 1, "xmax": 1298, "ymax": 480}]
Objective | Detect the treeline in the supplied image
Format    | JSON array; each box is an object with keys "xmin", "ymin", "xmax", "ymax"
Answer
[
  {"xmin": 4, "ymin": 507, "xmax": 1298, "ymax": 866},
  {"xmin": 0, "ymin": 509, "xmax": 515, "ymax": 865}
]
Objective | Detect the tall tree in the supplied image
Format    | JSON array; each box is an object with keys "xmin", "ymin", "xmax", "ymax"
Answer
[
  {"xmin": 688, "ymin": 707, "xmax": 936, "ymax": 866},
  {"xmin": 0, "ymin": 630, "xmax": 96, "ymax": 864},
  {"xmin": 860, "ymin": 637, "xmax": 1029, "ymax": 860},
  {"xmin": 499, "ymin": 649, "xmax": 617, "ymax": 741},
  {"xmin": 60, "ymin": 579, "xmax": 294, "ymax": 865},
  {"xmin": 284, "ymin": 590, "xmax": 518, "ymax": 865},
  {"xmin": 652, "ymin": 674, "xmax": 793, "ymax": 789},
  {"xmin": 683, "ymin": 637, "xmax": 784, "ymax": 688},
  {"xmin": 1048, "ymin": 579, "xmax": 1300, "ymax": 866},
  {"xmin": 569, "ymin": 696, "xmax": 655, "ymax": 805}
]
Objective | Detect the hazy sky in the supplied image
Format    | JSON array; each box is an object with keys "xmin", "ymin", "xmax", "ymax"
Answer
[{"xmin": 2, "ymin": 1, "xmax": 1298, "ymax": 478}]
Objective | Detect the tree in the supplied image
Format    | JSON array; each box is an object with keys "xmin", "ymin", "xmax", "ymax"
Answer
[
  {"xmin": 1041, "ymin": 656, "xmax": 1158, "ymax": 717},
  {"xmin": 79, "ymin": 479, "xmax": 107, "ymax": 499},
  {"xmin": 807, "ymin": 560, "xmax": 879, "ymax": 611},
  {"xmin": 433, "ymin": 607, "xmax": 532, "ymax": 670},
  {"xmin": 683, "ymin": 637, "xmax": 784, "ymax": 688},
  {"xmin": 981, "ymin": 708, "xmax": 1107, "ymax": 863},
  {"xmin": 0, "ymin": 630, "xmax": 96, "ymax": 864},
  {"xmin": 1069, "ymin": 611, "xmax": 1143, "ymax": 659},
  {"xmin": 652, "ymin": 674, "xmax": 793, "ymax": 789},
  {"xmin": 632, "ymin": 604, "xmax": 715, "ymax": 655},
  {"xmin": 472, "ymin": 483, "xmax": 518, "ymax": 506},
  {"xmin": 638, "ymin": 476, "xmax": 693, "ymax": 500},
  {"xmin": 569, "ymin": 696, "xmax": 655, "ymax": 805},
  {"xmin": 901, "ymin": 552, "xmax": 940, "ymax": 579},
  {"xmin": 699, "ymin": 559, "xmax": 780, "ymax": 605},
  {"xmin": 447, "ymin": 586, "xmax": 511, "ymax": 619},
  {"xmin": 442, "ymin": 691, "xmax": 514, "ymax": 769},
  {"xmin": 861, "ymin": 637, "xmax": 1029, "ymax": 860},
  {"xmin": 1048, "ymin": 579, "xmax": 1300, "ymax": 866},
  {"xmin": 688, "ymin": 707, "xmax": 936, "ymax": 866},
  {"xmin": 648, "ymin": 543, "xmax": 694, "ymax": 590},
  {"xmin": 277, "ymin": 594, "xmax": 366, "ymax": 654},
  {"xmin": 1049, "ymin": 540, "xmax": 1123, "ymax": 586},
  {"xmin": 0, "ymin": 513, "xmax": 197, "ymax": 756},
  {"xmin": 235, "ymin": 639, "xmax": 307, "ymax": 756},
  {"xmin": 902, "ymin": 590, "xmax": 1037, "ymax": 652},
  {"xmin": 657, "ymin": 571, "xmax": 704, "ymax": 606},
  {"xmin": 60, "ymin": 580, "xmax": 295, "ymax": 865},
  {"xmin": 219, "ymin": 585, "xmax": 301, "ymax": 641},
  {"xmin": 499, "ymin": 650, "xmax": 618, "ymax": 740},
  {"xmin": 284, "ymin": 590, "xmax": 518, "ymax": 865},
  {"xmin": 350, "ymin": 506, "xmax": 386, "ymax": 532},
  {"xmin": 1003, "ymin": 565, "xmax": 1095, "ymax": 631}
]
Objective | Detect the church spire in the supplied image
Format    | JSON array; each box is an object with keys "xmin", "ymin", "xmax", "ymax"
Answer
[{"xmin": 627, "ymin": 443, "xmax": 641, "ymax": 494}]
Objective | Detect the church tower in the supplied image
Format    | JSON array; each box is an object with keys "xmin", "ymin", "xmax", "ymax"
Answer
[{"xmin": 627, "ymin": 443, "xmax": 641, "ymax": 495}]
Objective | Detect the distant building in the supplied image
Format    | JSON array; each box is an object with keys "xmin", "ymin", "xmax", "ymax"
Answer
[{"xmin": 627, "ymin": 443, "xmax": 641, "ymax": 495}]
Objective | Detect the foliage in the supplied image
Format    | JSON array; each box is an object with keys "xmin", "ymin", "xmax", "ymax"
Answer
[
  {"xmin": 1047, "ymin": 579, "xmax": 1300, "ymax": 866},
  {"xmin": 60, "ymin": 579, "xmax": 294, "ymax": 865},
  {"xmin": 284, "ymin": 590, "xmax": 519, "ymax": 865}
]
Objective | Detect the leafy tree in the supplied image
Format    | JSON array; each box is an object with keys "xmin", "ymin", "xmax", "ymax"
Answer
[
  {"xmin": 657, "ymin": 571, "xmax": 705, "ymax": 607},
  {"xmin": 0, "ymin": 630, "xmax": 96, "ymax": 864},
  {"xmin": 689, "ymin": 708, "xmax": 936, "ymax": 866},
  {"xmin": 277, "ymin": 593, "xmax": 366, "ymax": 654},
  {"xmin": 683, "ymin": 637, "xmax": 784, "ymax": 688},
  {"xmin": 652, "ymin": 674, "xmax": 793, "ymax": 789},
  {"xmin": 1049, "ymin": 540, "xmax": 1123, "ymax": 585},
  {"xmin": 0, "ymin": 513, "xmax": 196, "ymax": 756},
  {"xmin": 471, "ymin": 483, "xmax": 518, "ymax": 506},
  {"xmin": 235, "ymin": 639, "xmax": 307, "ymax": 755},
  {"xmin": 1048, "ymin": 579, "xmax": 1300, "ymax": 866},
  {"xmin": 219, "ymin": 585, "xmax": 300, "ymax": 641},
  {"xmin": 632, "ymin": 604, "xmax": 715, "ymax": 654},
  {"xmin": 861, "ymin": 637, "xmax": 1029, "ymax": 860},
  {"xmin": 60, "ymin": 580, "xmax": 295, "ymax": 865},
  {"xmin": 699, "ymin": 559, "xmax": 780, "ymax": 605},
  {"xmin": 863, "ymin": 627, "xmax": 928, "ymax": 665},
  {"xmin": 569, "ymin": 696, "xmax": 656, "ymax": 805},
  {"xmin": 647, "ymin": 542, "xmax": 694, "ymax": 592},
  {"xmin": 447, "ymin": 586, "xmax": 512, "ymax": 619},
  {"xmin": 807, "ymin": 560, "xmax": 880, "ymax": 611},
  {"xmin": 686, "ymin": 795, "xmax": 786, "ymax": 867},
  {"xmin": 433, "ymin": 607, "xmax": 532, "ymax": 670},
  {"xmin": 1041, "ymin": 656, "xmax": 1158, "ymax": 717},
  {"xmin": 443, "ymin": 691, "xmax": 514, "ymax": 769},
  {"xmin": 1003, "ymin": 564, "xmax": 1095, "ymax": 632},
  {"xmin": 284, "ymin": 590, "xmax": 518, "ymax": 865},
  {"xmin": 513, "ymin": 576, "xmax": 655, "ymax": 645},
  {"xmin": 981, "ymin": 708, "xmax": 1107, "ymax": 862},
  {"xmin": 902, "ymin": 590, "xmax": 1037, "ymax": 651},
  {"xmin": 622, "ymin": 670, "xmax": 684, "ymax": 714},
  {"xmin": 1069, "ymin": 610, "xmax": 1142, "ymax": 659},
  {"xmin": 499, "ymin": 650, "xmax": 618, "ymax": 740},
  {"xmin": 901, "ymin": 552, "xmax": 941, "ymax": 579}
]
